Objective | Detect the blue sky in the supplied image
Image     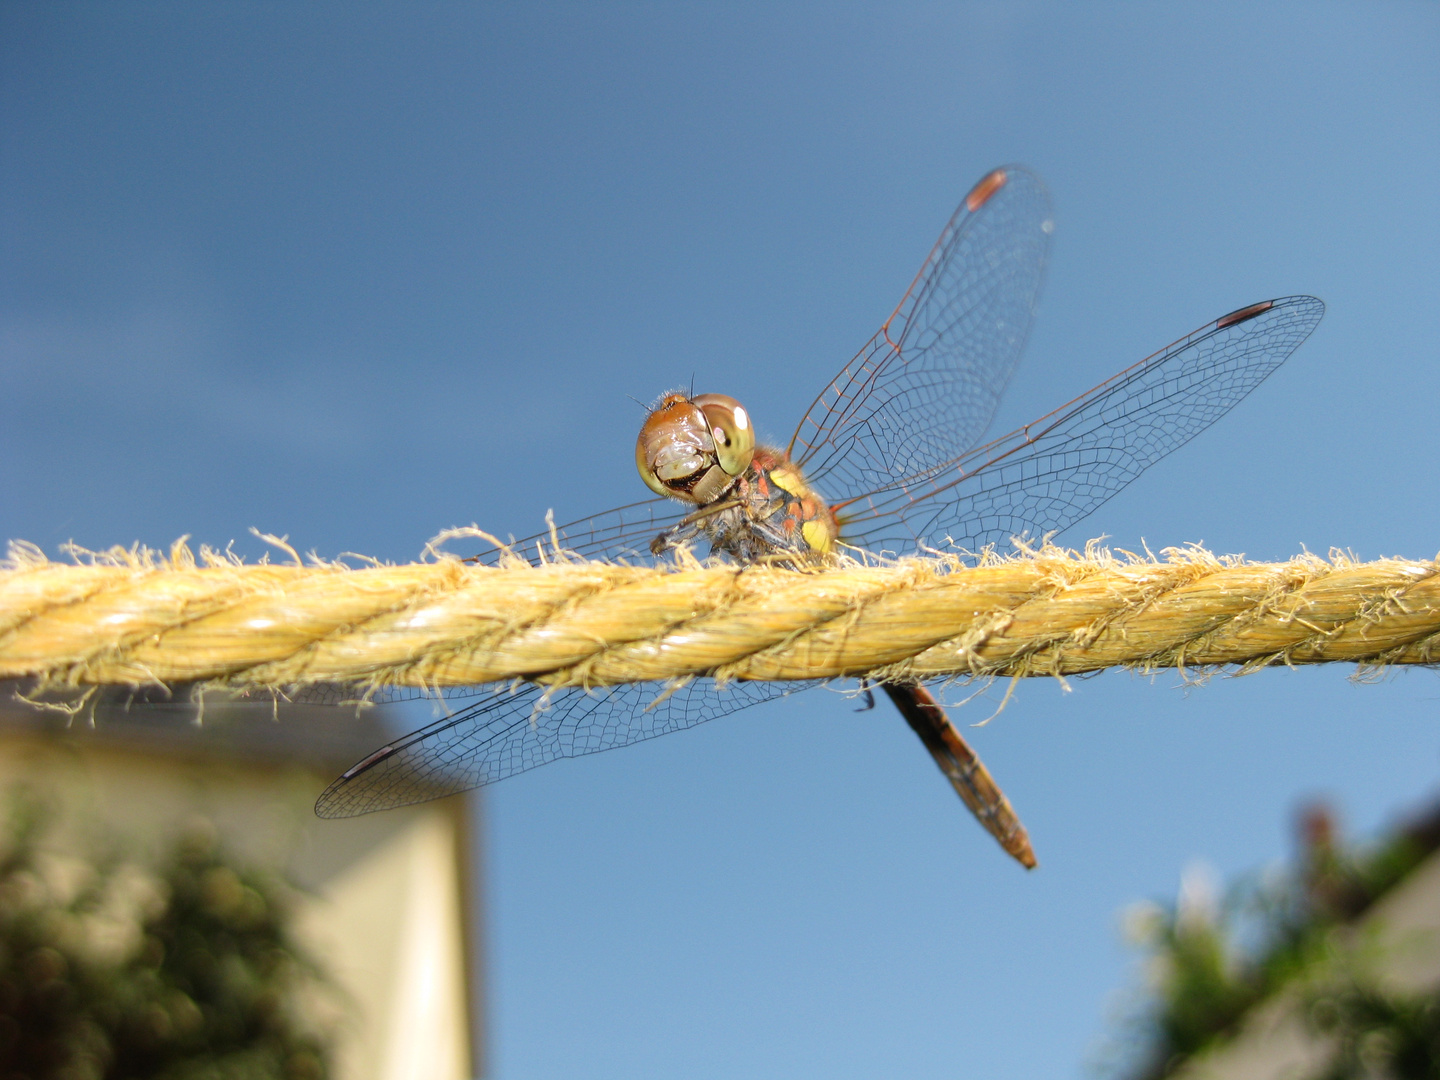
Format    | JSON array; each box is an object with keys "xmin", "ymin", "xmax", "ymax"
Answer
[{"xmin": 3, "ymin": 3, "xmax": 1439, "ymax": 1077}]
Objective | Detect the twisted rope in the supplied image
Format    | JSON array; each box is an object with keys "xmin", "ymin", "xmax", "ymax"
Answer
[{"xmin": 1, "ymin": 540, "xmax": 1437, "ymax": 694}]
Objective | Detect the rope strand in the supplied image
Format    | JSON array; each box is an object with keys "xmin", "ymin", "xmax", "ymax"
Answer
[{"xmin": 1, "ymin": 541, "xmax": 1436, "ymax": 694}]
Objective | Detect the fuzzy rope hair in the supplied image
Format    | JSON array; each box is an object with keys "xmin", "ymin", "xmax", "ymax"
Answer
[{"xmin": 1, "ymin": 535, "xmax": 1436, "ymax": 698}]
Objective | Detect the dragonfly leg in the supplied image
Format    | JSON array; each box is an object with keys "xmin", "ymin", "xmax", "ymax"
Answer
[
  {"xmin": 879, "ymin": 682, "xmax": 1037, "ymax": 869},
  {"xmin": 650, "ymin": 520, "xmax": 703, "ymax": 556},
  {"xmin": 854, "ymin": 679, "xmax": 877, "ymax": 713}
]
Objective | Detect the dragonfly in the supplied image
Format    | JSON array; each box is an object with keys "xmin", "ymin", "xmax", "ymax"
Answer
[{"xmin": 314, "ymin": 165, "xmax": 1325, "ymax": 868}]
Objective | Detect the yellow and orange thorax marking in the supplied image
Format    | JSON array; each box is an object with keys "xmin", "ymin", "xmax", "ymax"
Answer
[{"xmin": 722, "ymin": 447, "xmax": 838, "ymax": 558}]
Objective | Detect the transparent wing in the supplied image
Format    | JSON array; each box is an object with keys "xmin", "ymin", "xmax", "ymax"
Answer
[
  {"xmin": 834, "ymin": 296, "xmax": 1326, "ymax": 554},
  {"xmin": 462, "ymin": 498, "xmax": 692, "ymax": 565},
  {"xmin": 245, "ymin": 682, "xmax": 480, "ymax": 708},
  {"xmin": 314, "ymin": 677, "xmax": 808, "ymax": 817},
  {"xmin": 789, "ymin": 165, "xmax": 1052, "ymax": 501}
]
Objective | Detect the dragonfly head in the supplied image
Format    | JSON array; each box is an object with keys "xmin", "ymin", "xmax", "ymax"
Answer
[{"xmin": 636, "ymin": 392, "xmax": 755, "ymax": 504}]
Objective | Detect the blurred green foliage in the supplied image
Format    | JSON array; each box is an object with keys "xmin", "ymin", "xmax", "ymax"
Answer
[
  {"xmin": 0, "ymin": 794, "xmax": 334, "ymax": 1080},
  {"xmin": 1306, "ymin": 974, "xmax": 1440, "ymax": 1080},
  {"xmin": 1117, "ymin": 803, "xmax": 1440, "ymax": 1080}
]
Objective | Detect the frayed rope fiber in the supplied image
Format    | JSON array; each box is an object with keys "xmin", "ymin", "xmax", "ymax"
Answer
[{"xmin": 1, "ymin": 539, "xmax": 1438, "ymax": 694}]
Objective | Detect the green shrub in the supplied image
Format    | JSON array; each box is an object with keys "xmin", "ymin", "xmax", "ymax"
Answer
[{"xmin": 0, "ymin": 795, "xmax": 335, "ymax": 1080}]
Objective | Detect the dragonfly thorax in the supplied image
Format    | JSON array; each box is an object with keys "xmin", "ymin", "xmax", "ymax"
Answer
[{"xmin": 698, "ymin": 446, "xmax": 839, "ymax": 562}]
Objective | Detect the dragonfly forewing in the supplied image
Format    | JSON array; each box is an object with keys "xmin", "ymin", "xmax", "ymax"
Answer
[
  {"xmin": 464, "ymin": 497, "xmax": 692, "ymax": 566},
  {"xmin": 791, "ymin": 166, "xmax": 1052, "ymax": 499}
]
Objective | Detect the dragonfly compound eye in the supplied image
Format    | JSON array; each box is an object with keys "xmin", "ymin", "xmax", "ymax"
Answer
[
  {"xmin": 691, "ymin": 393, "xmax": 755, "ymax": 476},
  {"xmin": 635, "ymin": 432, "xmax": 673, "ymax": 497},
  {"xmin": 636, "ymin": 393, "xmax": 729, "ymax": 501}
]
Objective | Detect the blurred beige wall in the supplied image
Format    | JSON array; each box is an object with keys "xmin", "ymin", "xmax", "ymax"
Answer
[{"xmin": 0, "ymin": 710, "xmax": 480, "ymax": 1080}]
